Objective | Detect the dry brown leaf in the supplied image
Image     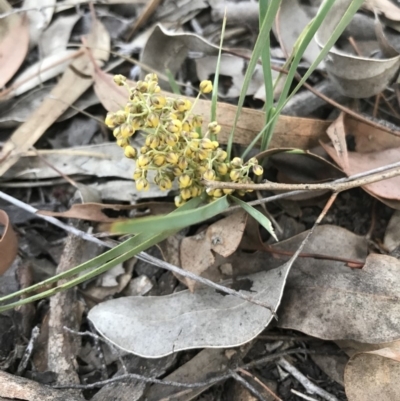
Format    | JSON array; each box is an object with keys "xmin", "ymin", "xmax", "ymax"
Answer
[
  {"xmin": 278, "ymin": 243, "xmax": 400, "ymax": 343},
  {"xmin": 37, "ymin": 202, "xmax": 175, "ymax": 222},
  {"xmin": 0, "ymin": 1, "xmax": 29, "ymax": 88},
  {"xmin": 364, "ymin": 0, "xmax": 400, "ymax": 21},
  {"xmin": 179, "ymin": 210, "xmax": 247, "ymax": 291},
  {"xmin": 326, "ymin": 113, "xmax": 349, "ymax": 172},
  {"xmin": 345, "ymin": 346, "xmax": 400, "ymax": 401},
  {"xmin": 0, "ymin": 19, "xmax": 110, "ymax": 177},
  {"xmin": 0, "ymin": 210, "xmax": 18, "ymax": 275},
  {"xmin": 95, "ymin": 71, "xmax": 331, "ymax": 149}
]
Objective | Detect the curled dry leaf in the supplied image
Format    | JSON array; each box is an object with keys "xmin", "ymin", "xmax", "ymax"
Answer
[
  {"xmin": 322, "ymin": 114, "xmax": 400, "ymax": 203},
  {"xmin": 0, "ymin": 210, "xmax": 18, "ymax": 275},
  {"xmin": 316, "ymin": 0, "xmax": 400, "ymax": 98},
  {"xmin": 0, "ymin": 1, "xmax": 29, "ymax": 88},
  {"xmin": 345, "ymin": 345, "xmax": 400, "ymax": 401},
  {"xmin": 179, "ymin": 210, "xmax": 247, "ymax": 291},
  {"xmin": 364, "ymin": 0, "xmax": 400, "ymax": 22}
]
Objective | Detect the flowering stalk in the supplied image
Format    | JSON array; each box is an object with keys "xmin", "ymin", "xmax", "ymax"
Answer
[{"xmin": 105, "ymin": 74, "xmax": 263, "ymax": 207}]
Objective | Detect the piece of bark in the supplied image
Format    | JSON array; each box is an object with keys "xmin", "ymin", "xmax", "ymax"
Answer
[{"xmin": 0, "ymin": 371, "xmax": 84, "ymax": 401}]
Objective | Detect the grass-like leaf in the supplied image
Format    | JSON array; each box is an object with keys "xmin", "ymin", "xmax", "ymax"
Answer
[
  {"xmin": 111, "ymin": 195, "xmax": 230, "ymax": 234},
  {"xmin": 230, "ymin": 195, "xmax": 277, "ymax": 241},
  {"xmin": 166, "ymin": 68, "xmax": 181, "ymax": 95}
]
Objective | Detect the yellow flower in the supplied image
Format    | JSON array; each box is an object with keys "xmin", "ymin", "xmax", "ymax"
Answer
[
  {"xmin": 133, "ymin": 169, "xmax": 142, "ymax": 180},
  {"xmin": 216, "ymin": 163, "xmax": 228, "ymax": 176},
  {"xmin": 152, "ymin": 154, "xmax": 166, "ymax": 167},
  {"xmin": 191, "ymin": 115, "xmax": 203, "ymax": 128},
  {"xmin": 166, "ymin": 119, "xmax": 182, "ymax": 133},
  {"xmin": 137, "ymin": 154, "xmax": 151, "ymax": 167},
  {"xmin": 113, "ymin": 126, "xmax": 121, "ymax": 138},
  {"xmin": 199, "ymin": 80, "xmax": 213, "ymax": 94},
  {"xmin": 203, "ymin": 169, "xmax": 216, "ymax": 181},
  {"xmin": 174, "ymin": 195, "xmax": 186, "ymax": 207},
  {"xmin": 173, "ymin": 99, "xmax": 187, "ymax": 112},
  {"xmin": 223, "ymin": 188, "xmax": 234, "ymax": 195},
  {"xmin": 172, "ymin": 167, "xmax": 183, "ymax": 176},
  {"xmin": 230, "ymin": 170, "xmax": 241, "ymax": 182},
  {"xmin": 150, "ymin": 96, "xmax": 167, "ymax": 109},
  {"xmin": 117, "ymin": 138, "xmax": 129, "ymax": 148},
  {"xmin": 124, "ymin": 145, "xmax": 137, "ymax": 159},
  {"xmin": 105, "ymin": 112, "xmax": 116, "ymax": 128},
  {"xmin": 179, "ymin": 174, "xmax": 192, "ymax": 188},
  {"xmin": 140, "ymin": 146, "xmax": 149, "ymax": 154},
  {"xmin": 213, "ymin": 189, "xmax": 223, "ymax": 198},
  {"xmin": 231, "ymin": 157, "xmax": 243, "ymax": 167},
  {"xmin": 145, "ymin": 135, "xmax": 160, "ymax": 149},
  {"xmin": 113, "ymin": 74, "xmax": 126, "ymax": 86},
  {"xmin": 181, "ymin": 188, "xmax": 191, "ymax": 200},
  {"xmin": 208, "ymin": 121, "xmax": 221, "ymax": 134},
  {"xmin": 253, "ymin": 165, "xmax": 264, "ymax": 176},
  {"xmin": 144, "ymin": 73, "xmax": 158, "ymax": 82},
  {"xmin": 178, "ymin": 156, "xmax": 188, "ymax": 170},
  {"xmin": 166, "ymin": 152, "xmax": 179, "ymax": 165},
  {"xmin": 159, "ymin": 177, "xmax": 172, "ymax": 190},
  {"xmin": 182, "ymin": 121, "xmax": 192, "ymax": 132},
  {"xmin": 136, "ymin": 178, "xmax": 149, "ymax": 191},
  {"xmin": 146, "ymin": 113, "xmax": 160, "ymax": 128},
  {"xmin": 120, "ymin": 123, "xmax": 135, "ymax": 138},
  {"xmin": 136, "ymin": 80, "xmax": 148, "ymax": 93},
  {"xmin": 216, "ymin": 149, "xmax": 227, "ymax": 162},
  {"xmin": 166, "ymin": 133, "xmax": 179, "ymax": 146}
]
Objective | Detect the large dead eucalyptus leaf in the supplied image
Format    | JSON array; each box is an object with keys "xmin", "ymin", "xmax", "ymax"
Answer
[
  {"xmin": 0, "ymin": 1, "xmax": 29, "ymax": 88},
  {"xmin": 0, "ymin": 210, "xmax": 18, "ymax": 275},
  {"xmin": 89, "ymin": 262, "xmax": 295, "ymax": 357},
  {"xmin": 345, "ymin": 345, "xmax": 400, "ymax": 401},
  {"xmin": 95, "ymin": 71, "xmax": 331, "ymax": 150},
  {"xmin": 316, "ymin": 0, "xmax": 400, "ymax": 98},
  {"xmin": 0, "ymin": 19, "xmax": 110, "ymax": 177},
  {"xmin": 279, "ymin": 248, "xmax": 400, "ymax": 343}
]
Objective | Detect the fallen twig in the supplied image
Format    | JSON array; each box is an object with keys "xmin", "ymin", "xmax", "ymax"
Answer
[{"xmin": 277, "ymin": 357, "xmax": 339, "ymax": 401}]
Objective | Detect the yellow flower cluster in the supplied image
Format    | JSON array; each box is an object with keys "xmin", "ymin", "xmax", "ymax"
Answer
[{"xmin": 104, "ymin": 73, "xmax": 263, "ymax": 207}]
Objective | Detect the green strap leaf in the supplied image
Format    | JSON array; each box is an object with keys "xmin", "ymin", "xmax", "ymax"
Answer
[
  {"xmin": 230, "ymin": 195, "xmax": 277, "ymax": 241},
  {"xmin": 112, "ymin": 195, "xmax": 230, "ymax": 234}
]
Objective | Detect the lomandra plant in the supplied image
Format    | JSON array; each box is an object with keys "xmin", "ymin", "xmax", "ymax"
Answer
[{"xmin": 0, "ymin": 0, "xmax": 364, "ymax": 312}]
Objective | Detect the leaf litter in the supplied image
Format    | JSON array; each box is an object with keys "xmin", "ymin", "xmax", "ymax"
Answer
[{"xmin": 2, "ymin": 1, "xmax": 400, "ymax": 400}]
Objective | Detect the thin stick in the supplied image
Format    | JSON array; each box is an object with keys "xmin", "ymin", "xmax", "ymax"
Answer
[
  {"xmin": 205, "ymin": 160, "xmax": 400, "ymax": 192},
  {"xmin": 239, "ymin": 369, "xmax": 283, "ymax": 401},
  {"xmin": 277, "ymin": 357, "xmax": 339, "ymax": 401},
  {"xmin": 291, "ymin": 389, "xmax": 320, "ymax": 401},
  {"xmin": 230, "ymin": 370, "xmax": 268, "ymax": 401},
  {"xmin": 16, "ymin": 326, "xmax": 40, "ymax": 375}
]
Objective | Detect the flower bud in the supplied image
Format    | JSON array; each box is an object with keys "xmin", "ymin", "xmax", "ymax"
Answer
[
  {"xmin": 133, "ymin": 169, "xmax": 142, "ymax": 180},
  {"xmin": 181, "ymin": 188, "xmax": 192, "ymax": 200},
  {"xmin": 120, "ymin": 123, "xmax": 135, "ymax": 138},
  {"xmin": 216, "ymin": 149, "xmax": 228, "ymax": 162},
  {"xmin": 231, "ymin": 157, "xmax": 243, "ymax": 167},
  {"xmin": 230, "ymin": 169, "xmax": 241, "ymax": 182},
  {"xmin": 213, "ymin": 189, "xmax": 223, "ymax": 198},
  {"xmin": 208, "ymin": 121, "xmax": 221, "ymax": 134},
  {"xmin": 174, "ymin": 195, "xmax": 186, "ymax": 207},
  {"xmin": 166, "ymin": 133, "xmax": 179, "ymax": 146},
  {"xmin": 223, "ymin": 188, "xmax": 234, "ymax": 195},
  {"xmin": 178, "ymin": 156, "xmax": 188, "ymax": 170},
  {"xmin": 166, "ymin": 119, "xmax": 182, "ymax": 133},
  {"xmin": 113, "ymin": 74, "xmax": 126, "ymax": 86},
  {"xmin": 136, "ymin": 178, "xmax": 149, "ymax": 191},
  {"xmin": 199, "ymin": 80, "xmax": 213, "ymax": 94},
  {"xmin": 203, "ymin": 169, "xmax": 216, "ymax": 181},
  {"xmin": 150, "ymin": 96, "xmax": 167, "ymax": 109},
  {"xmin": 253, "ymin": 164, "xmax": 264, "ymax": 176},
  {"xmin": 166, "ymin": 152, "xmax": 179, "ymax": 165},
  {"xmin": 137, "ymin": 154, "xmax": 151, "ymax": 167},
  {"xmin": 105, "ymin": 112, "xmax": 117, "ymax": 128},
  {"xmin": 136, "ymin": 80, "xmax": 148, "ymax": 93},
  {"xmin": 152, "ymin": 154, "xmax": 166, "ymax": 167},
  {"xmin": 124, "ymin": 145, "xmax": 137, "ymax": 159},
  {"xmin": 200, "ymin": 138, "xmax": 214, "ymax": 150},
  {"xmin": 117, "ymin": 138, "xmax": 129, "ymax": 148},
  {"xmin": 144, "ymin": 73, "xmax": 158, "ymax": 82},
  {"xmin": 159, "ymin": 177, "xmax": 172, "ymax": 190},
  {"xmin": 216, "ymin": 163, "xmax": 228, "ymax": 175},
  {"xmin": 146, "ymin": 113, "xmax": 159, "ymax": 128},
  {"xmin": 179, "ymin": 174, "xmax": 192, "ymax": 188},
  {"xmin": 191, "ymin": 115, "xmax": 203, "ymax": 128}
]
